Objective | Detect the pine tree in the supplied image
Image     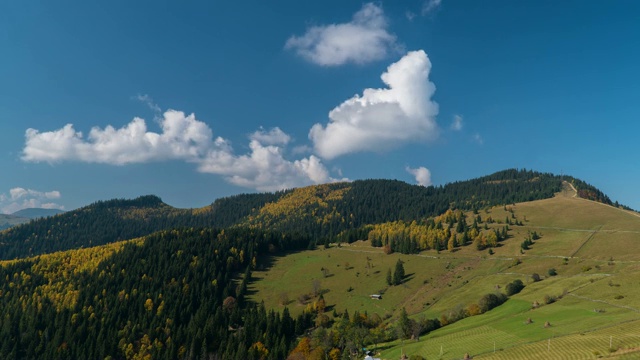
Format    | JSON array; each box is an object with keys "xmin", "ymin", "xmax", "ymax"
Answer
[{"xmin": 393, "ymin": 260, "xmax": 405, "ymax": 286}]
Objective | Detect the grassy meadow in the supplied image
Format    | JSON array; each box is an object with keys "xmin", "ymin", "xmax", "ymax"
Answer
[{"xmin": 249, "ymin": 185, "xmax": 640, "ymax": 359}]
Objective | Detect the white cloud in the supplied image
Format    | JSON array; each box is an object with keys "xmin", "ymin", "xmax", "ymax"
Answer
[
  {"xmin": 309, "ymin": 50, "xmax": 439, "ymax": 159},
  {"xmin": 285, "ymin": 3, "xmax": 398, "ymax": 66},
  {"xmin": 22, "ymin": 111, "xmax": 344, "ymax": 192},
  {"xmin": 422, "ymin": 0, "xmax": 442, "ymax": 15},
  {"xmin": 249, "ymin": 127, "xmax": 291, "ymax": 146},
  {"xmin": 451, "ymin": 114, "xmax": 463, "ymax": 131},
  {"xmin": 406, "ymin": 166, "xmax": 432, "ymax": 187},
  {"xmin": 197, "ymin": 134, "xmax": 344, "ymax": 192},
  {"xmin": 0, "ymin": 188, "xmax": 64, "ymax": 214},
  {"xmin": 23, "ymin": 110, "xmax": 214, "ymax": 165}
]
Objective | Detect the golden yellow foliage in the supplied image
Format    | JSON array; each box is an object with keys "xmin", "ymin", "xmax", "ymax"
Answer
[{"xmin": 0, "ymin": 237, "xmax": 144, "ymax": 310}]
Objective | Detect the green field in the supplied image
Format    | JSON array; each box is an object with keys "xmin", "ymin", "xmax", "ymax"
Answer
[{"xmin": 249, "ymin": 185, "xmax": 640, "ymax": 359}]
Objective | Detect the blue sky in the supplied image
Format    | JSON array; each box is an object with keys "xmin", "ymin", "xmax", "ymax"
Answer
[{"xmin": 2, "ymin": 0, "xmax": 640, "ymax": 213}]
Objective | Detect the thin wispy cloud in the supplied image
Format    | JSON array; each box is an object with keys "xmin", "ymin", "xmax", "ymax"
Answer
[
  {"xmin": 0, "ymin": 188, "xmax": 64, "ymax": 214},
  {"xmin": 135, "ymin": 94, "xmax": 162, "ymax": 114},
  {"xmin": 451, "ymin": 115, "xmax": 463, "ymax": 131},
  {"xmin": 422, "ymin": 0, "xmax": 442, "ymax": 16},
  {"xmin": 309, "ymin": 50, "xmax": 439, "ymax": 159},
  {"xmin": 406, "ymin": 166, "xmax": 432, "ymax": 187},
  {"xmin": 473, "ymin": 133, "xmax": 484, "ymax": 145},
  {"xmin": 22, "ymin": 111, "xmax": 345, "ymax": 192},
  {"xmin": 285, "ymin": 3, "xmax": 399, "ymax": 66}
]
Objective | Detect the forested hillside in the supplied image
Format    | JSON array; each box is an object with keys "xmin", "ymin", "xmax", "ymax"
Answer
[
  {"xmin": 0, "ymin": 169, "xmax": 621, "ymax": 260},
  {"xmin": 242, "ymin": 169, "xmax": 577, "ymax": 243},
  {"xmin": 0, "ymin": 227, "xmax": 309, "ymax": 359},
  {"xmin": 0, "ymin": 196, "xmax": 215, "ymax": 260}
]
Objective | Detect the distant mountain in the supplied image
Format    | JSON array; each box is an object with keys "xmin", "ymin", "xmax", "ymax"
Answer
[
  {"xmin": 0, "ymin": 214, "xmax": 30, "ymax": 231},
  {"xmin": 11, "ymin": 208, "xmax": 65, "ymax": 219}
]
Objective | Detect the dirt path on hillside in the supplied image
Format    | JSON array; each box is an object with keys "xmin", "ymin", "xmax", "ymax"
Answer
[{"xmin": 563, "ymin": 180, "xmax": 640, "ymax": 221}]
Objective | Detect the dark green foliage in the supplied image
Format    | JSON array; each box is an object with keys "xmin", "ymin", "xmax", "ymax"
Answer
[
  {"xmin": 0, "ymin": 227, "xmax": 308, "ymax": 359},
  {"xmin": 393, "ymin": 260, "xmax": 405, "ymax": 286},
  {"xmin": 0, "ymin": 196, "xmax": 216, "ymax": 260},
  {"xmin": 478, "ymin": 293, "xmax": 508, "ymax": 313},
  {"xmin": 209, "ymin": 191, "xmax": 289, "ymax": 228},
  {"xmin": 238, "ymin": 169, "xmax": 571, "ymax": 246},
  {"xmin": 548, "ymin": 268, "xmax": 557, "ymax": 276},
  {"xmin": 396, "ymin": 308, "xmax": 412, "ymax": 340},
  {"xmin": 505, "ymin": 279, "xmax": 525, "ymax": 296}
]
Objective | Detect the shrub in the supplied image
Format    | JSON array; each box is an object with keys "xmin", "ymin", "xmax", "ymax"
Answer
[
  {"xmin": 478, "ymin": 293, "xmax": 508, "ymax": 313},
  {"xmin": 505, "ymin": 279, "xmax": 525, "ymax": 296},
  {"xmin": 614, "ymin": 295, "xmax": 625, "ymax": 300},
  {"xmin": 544, "ymin": 294, "xmax": 556, "ymax": 304},
  {"xmin": 531, "ymin": 273, "xmax": 541, "ymax": 282},
  {"xmin": 547, "ymin": 268, "xmax": 557, "ymax": 276}
]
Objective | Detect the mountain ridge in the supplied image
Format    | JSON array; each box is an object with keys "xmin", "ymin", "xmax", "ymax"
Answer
[{"xmin": 0, "ymin": 169, "xmax": 624, "ymax": 260}]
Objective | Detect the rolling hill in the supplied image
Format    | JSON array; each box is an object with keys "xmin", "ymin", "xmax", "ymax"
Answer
[
  {"xmin": 11, "ymin": 208, "xmax": 65, "ymax": 219},
  {"xmin": 247, "ymin": 182, "xmax": 640, "ymax": 359},
  {"xmin": 0, "ymin": 214, "xmax": 30, "ymax": 231},
  {"xmin": 0, "ymin": 208, "xmax": 65, "ymax": 231},
  {"xmin": 0, "ymin": 168, "xmax": 636, "ymax": 359}
]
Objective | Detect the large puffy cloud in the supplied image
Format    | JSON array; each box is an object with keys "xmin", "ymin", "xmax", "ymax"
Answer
[
  {"xmin": 22, "ymin": 111, "xmax": 343, "ymax": 192},
  {"xmin": 309, "ymin": 50, "xmax": 439, "ymax": 159},
  {"xmin": 198, "ymin": 138, "xmax": 335, "ymax": 192},
  {"xmin": 405, "ymin": 166, "xmax": 432, "ymax": 187},
  {"xmin": 0, "ymin": 188, "xmax": 64, "ymax": 214},
  {"xmin": 22, "ymin": 111, "xmax": 212, "ymax": 165},
  {"xmin": 285, "ymin": 3, "xmax": 398, "ymax": 66}
]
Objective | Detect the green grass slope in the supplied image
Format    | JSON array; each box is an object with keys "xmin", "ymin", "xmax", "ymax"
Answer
[{"xmin": 250, "ymin": 183, "xmax": 640, "ymax": 359}]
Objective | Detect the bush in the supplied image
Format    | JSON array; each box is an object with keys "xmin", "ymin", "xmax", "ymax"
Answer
[
  {"xmin": 544, "ymin": 294, "xmax": 556, "ymax": 304},
  {"xmin": 478, "ymin": 293, "xmax": 508, "ymax": 313},
  {"xmin": 505, "ymin": 279, "xmax": 525, "ymax": 296},
  {"xmin": 531, "ymin": 273, "xmax": 541, "ymax": 282}
]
